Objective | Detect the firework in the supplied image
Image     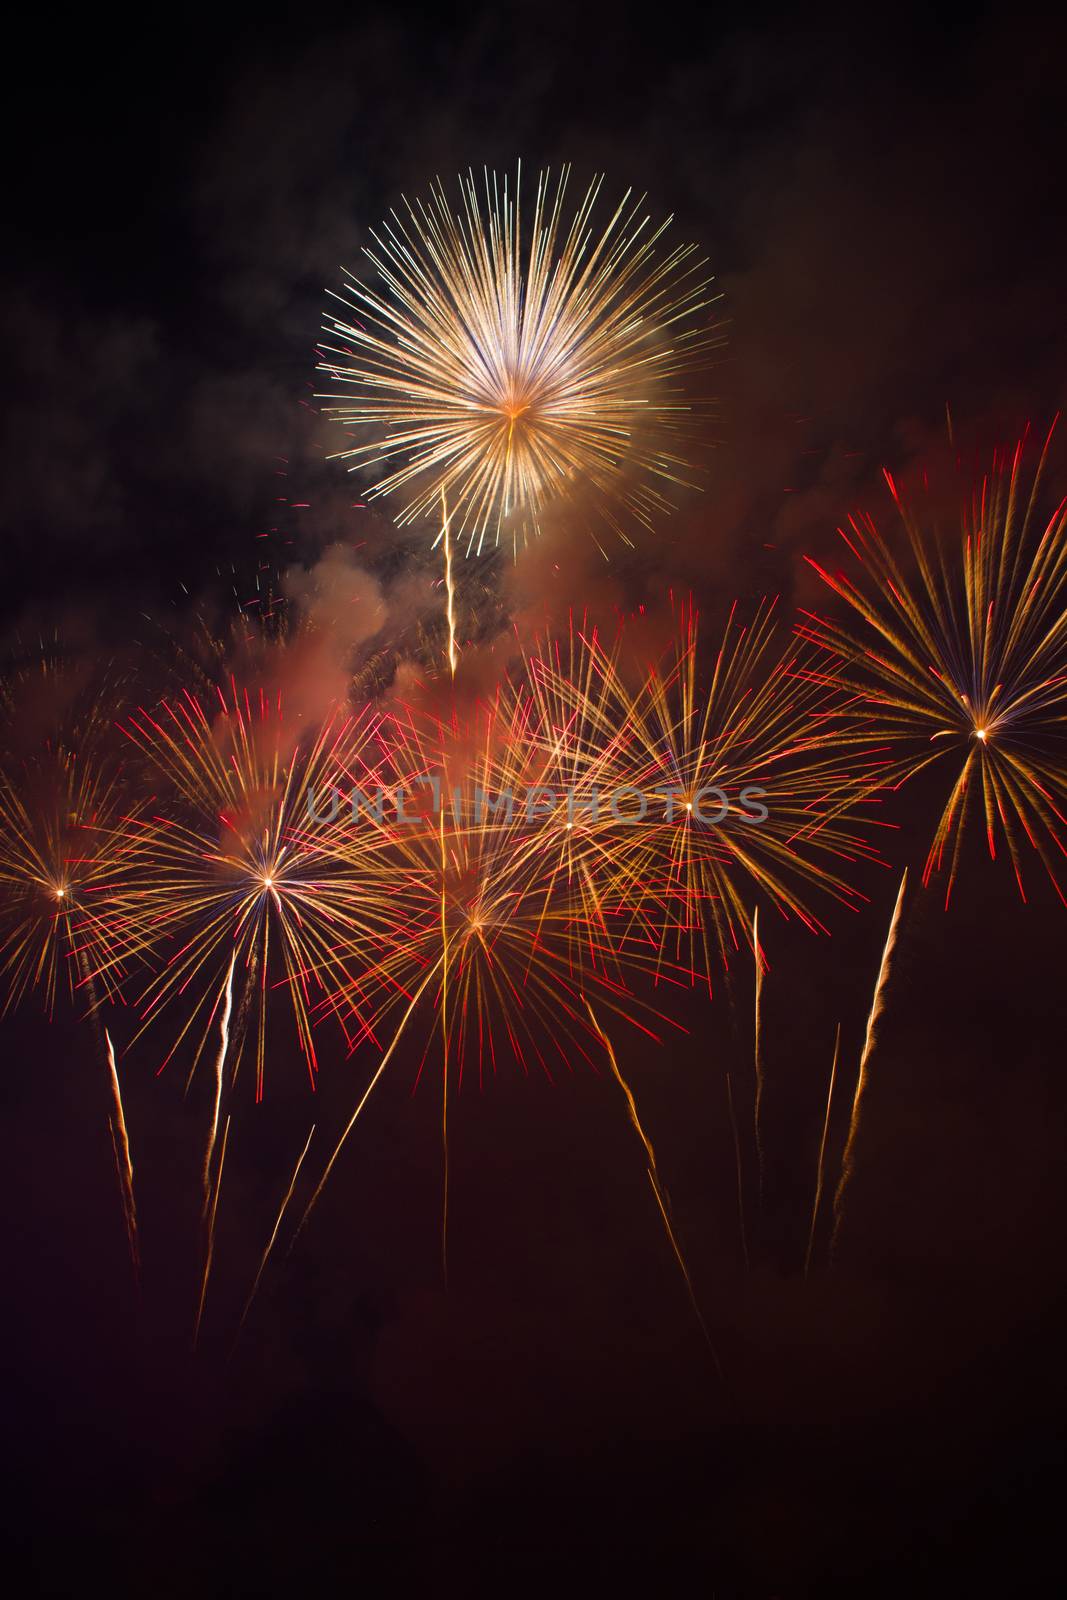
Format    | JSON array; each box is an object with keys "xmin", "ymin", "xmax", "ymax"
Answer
[
  {"xmin": 0, "ymin": 744, "xmax": 144, "ymax": 1017},
  {"xmin": 525, "ymin": 599, "xmax": 882, "ymax": 994},
  {"xmin": 318, "ymin": 165, "xmax": 724, "ymax": 555},
  {"xmin": 325, "ymin": 681, "xmax": 681, "ymax": 1087},
  {"xmin": 800, "ymin": 425, "xmax": 1067, "ymax": 905},
  {"xmin": 296, "ymin": 671, "xmax": 690, "ymax": 1255},
  {"xmin": 115, "ymin": 682, "xmax": 402, "ymax": 1100}
]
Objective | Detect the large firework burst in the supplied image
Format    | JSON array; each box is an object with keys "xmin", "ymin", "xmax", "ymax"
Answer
[
  {"xmin": 0, "ymin": 749, "xmax": 143, "ymax": 1017},
  {"xmin": 298, "ymin": 674, "xmax": 688, "ymax": 1289},
  {"xmin": 0, "ymin": 655, "xmax": 145, "ymax": 1017},
  {"xmin": 325, "ymin": 678, "xmax": 678, "ymax": 1089},
  {"xmin": 116, "ymin": 683, "xmax": 403, "ymax": 1098},
  {"xmin": 524, "ymin": 600, "xmax": 881, "ymax": 992},
  {"xmin": 800, "ymin": 425, "xmax": 1067, "ymax": 905},
  {"xmin": 318, "ymin": 166, "xmax": 724, "ymax": 555}
]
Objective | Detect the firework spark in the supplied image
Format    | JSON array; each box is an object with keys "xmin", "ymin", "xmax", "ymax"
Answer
[
  {"xmin": 104, "ymin": 1026, "xmax": 140, "ymax": 1280},
  {"xmin": 237, "ymin": 1122, "xmax": 316, "ymax": 1342},
  {"xmin": 804, "ymin": 1021, "xmax": 840, "ymax": 1277},
  {"xmin": 752, "ymin": 903, "xmax": 766, "ymax": 1201},
  {"xmin": 318, "ymin": 165, "xmax": 724, "ymax": 555},
  {"xmin": 585, "ymin": 998, "xmax": 720, "ymax": 1370},
  {"xmin": 801, "ymin": 424, "xmax": 1067, "ymax": 906}
]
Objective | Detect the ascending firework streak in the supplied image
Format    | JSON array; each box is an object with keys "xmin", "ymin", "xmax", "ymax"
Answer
[
  {"xmin": 804, "ymin": 1022, "xmax": 840, "ymax": 1276},
  {"xmin": 752, "ymin": 904, "xmax": 766, "ymax": 1202},
  {"xmin": 104, "ymin": 1027, "xmax": 140, "ymax": 1280},
  {"xmin": 438, "ymin": 789, "xmax": 452, "ymax": 1283},
  {"xmin": 831, "ymin": 871, "xmax": 908, "ymax": 1255},
  {"xmin": 801, "ymin": 424, "xmax": 1067, "ymax": 906},
  {"xmin": 585, "ymin": 999, "xmax": 721, "ymax": 1373},
  {"xmin": 318, "ymin": 165, "xmax": 724, "ymax": 554},
  {"xmin": 236, "ymin": 1123, "xmax": 316, "ymax": 1343},
  {"xmin": 441, "ymin": 491, "xmax": 460, "ymax": 677},
  {"xmin": 203, "ymin": 953, "xmax": 235, "ymax": 1213}
]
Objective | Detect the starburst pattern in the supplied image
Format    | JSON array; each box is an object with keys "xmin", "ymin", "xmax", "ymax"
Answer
[
  {"xmin": 800, "ymin": 424, "xmax": 1067, "ymax": 905},
  {"xmin": 318, "ymin": 166, "xmax": 724, "ymax": 554}
]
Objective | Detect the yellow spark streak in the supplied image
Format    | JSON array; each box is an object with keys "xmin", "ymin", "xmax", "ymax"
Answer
[
  {"xmin": 804, "ymin": 1022, "xmax": 840, "ymax": 1277},
  {"xmin": 203, "ymin": 952, "xmax": 235, "ymax": 1215},
  {"xmin": 585, "ymin": 999, "xmax": 721, "ymax": 1372},
  {"xmin": 236, "ymin": 1123, "xmax": 316, "ymax": 1342},
  {"xmin": 439, "ymin": 798, "xmax": 451, "ymax": 1287},
  {"xmin": 752, "ymin": 905, "xmax": 766, "ymax": 1202},
  {"xmin": 442, "ymin": 490, "xmax": 458, "ymax": 677},
  {"xmin": 104, "ymin": 1026, "xmax": 139, "ymax": 1279},
  {"xmin": 194, "ymin": 1113, "xmax": 230, "ymax": 1349},
  {"xmin": 293, "ymin": 958, "xmax": 444, "ymax": 1244},
  {"xmin": 831, "ymin": 871, "xmax": 908, "ymax": 1255}
]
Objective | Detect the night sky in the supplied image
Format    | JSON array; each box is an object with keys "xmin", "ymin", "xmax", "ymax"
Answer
[{"xmin": 3, "ymin": 6, "xmax": 1067, "ymax": 1593}]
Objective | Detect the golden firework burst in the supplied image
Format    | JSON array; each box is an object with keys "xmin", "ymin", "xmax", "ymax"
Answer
[
  {"xmin": 318, "ymin": 165, "xmax": 724, "ymax": 554},
  {"xmin": 800, "ymin": 425, "xmax": 1067, "ymax": 905}
]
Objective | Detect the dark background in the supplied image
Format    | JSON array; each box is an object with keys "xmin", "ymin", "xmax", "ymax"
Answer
[{"xmin": 2, "ymin": 4, "xmax": 1066, "ymax": 1592}]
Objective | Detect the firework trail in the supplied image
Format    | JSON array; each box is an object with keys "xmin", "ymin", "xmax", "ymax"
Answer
[
  {"xmin": 801, "ymin": 424, "xmax": 1067, "ymax": 906},
  {"xmin": 831, "ymin": 871, "xmax": 908, "ymax": 1255},
  {"xmin": 294, "ymin": 960, "xmax": 442, "ymax": 1245},
  {"xmin": 804, "ymin": 1022, "xmax": 840, "ymax": 1276},
  {"xmin": 203, "ymin": 953, "xmax": 236, "ymax": 1212},
  {"xmin": 752, "ymin": 904, "xmax": 766, "ymax": 1203},
  {"xmin": 318, "ymin": 165, "xmax": 723, "ymax": 555},
  {"xmin": 585, "ymin": 999, "xmax": 721, "ymax": 1372},
  {"xmin": 104, "ymin": 1027, "xmax": 140, "ymax": 1281},
  {"xmin": 236, "ymin": 1123, "xmax": 316, "ymax": 1342},
  {"xmin": 442, "ymin": 491, "xmax": 460, "ymax": 677},
  {"xmin": 439, "ymin": 794, "xmax": 452, "ymax": 1285}
]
